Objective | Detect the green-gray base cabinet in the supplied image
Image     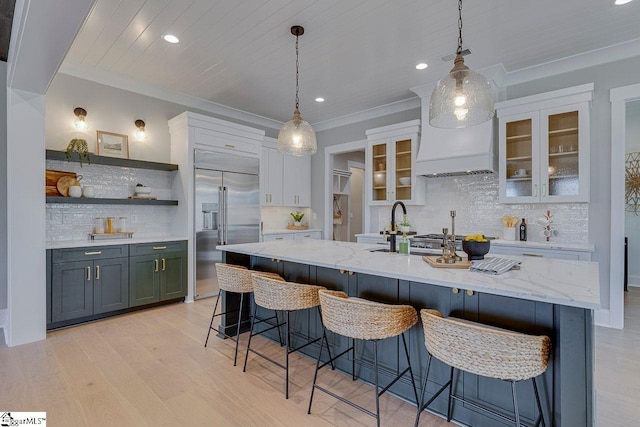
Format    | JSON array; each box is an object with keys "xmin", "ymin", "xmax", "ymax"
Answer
[
  {"xmin": 47, "ymin": 240, "xmax": 187, "ymax": 329},
  {"xmin": 221, "ymin": 252, "xmax": 593, "ymax": 427}
]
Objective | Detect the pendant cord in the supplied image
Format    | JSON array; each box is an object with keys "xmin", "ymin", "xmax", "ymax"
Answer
[
  {"xmin": 295, "ymin": 33, "xmax": 300, "ymax": 110},
  {"xmin": 457, "ymin": 0, "xmax": 463, "ymax": 55}
]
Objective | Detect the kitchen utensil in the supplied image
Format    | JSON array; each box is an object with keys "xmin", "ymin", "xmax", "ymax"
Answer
[
  {"xmin": 68, "ymin": 185, "xmax": 82, "ymax": 197},
  {"xmin": 56, "ymin": 176, "xmax": 80, "ymax": 196},
  {"xmin": 422, "ymin": 255, "xmax": 471, "ymax": 269}
]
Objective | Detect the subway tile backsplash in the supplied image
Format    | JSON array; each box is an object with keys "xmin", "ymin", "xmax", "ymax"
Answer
[
  {"xmin": 371, "ymin": 174, "xmax": 589, "ymax": 245},
  {"xmin": 46, "ymin": 159, "xmax": 174, "ymax": 244}
]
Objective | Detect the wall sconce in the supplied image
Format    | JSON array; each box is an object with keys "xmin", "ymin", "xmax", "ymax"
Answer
[
  {"xmin": 135, "ymin": 119, "xmax": 147, "ymax": 141},
  {"xmin": 73, "ymin": 107, "xmax": 88, "ymax": 130}
]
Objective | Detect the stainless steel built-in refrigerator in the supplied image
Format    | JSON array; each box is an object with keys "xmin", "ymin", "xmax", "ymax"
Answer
[{"xmin": 195, "ymin": 150, "xmax": 260, "ymax": 299}]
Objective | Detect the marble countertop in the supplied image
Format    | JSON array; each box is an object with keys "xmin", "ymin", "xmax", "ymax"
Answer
[
  {"xmin": 218, "ymin": 239, "xmax": 600, "ymax": 310},
  {"xmin": 262, "ymin": 228, "xmax": 323, "ymax": 235},
  {"xmin": 47, "ymin": 235, "xmax": 188, "ymax": 249}
]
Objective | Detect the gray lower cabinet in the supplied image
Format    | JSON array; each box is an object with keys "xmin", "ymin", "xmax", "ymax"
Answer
[
  {"xmin": 129, "ymin": 241, "xmax": 187, "ymax": 307},
  {"xmin": 51, "ymin": 245, "xmax": 129, "ymax": 323}
]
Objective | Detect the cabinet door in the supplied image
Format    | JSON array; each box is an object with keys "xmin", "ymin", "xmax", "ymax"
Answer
[
  {"xmin": 51, "ymin": 260, "xmax": 93, "ymax": 322},
  {"xmin": 262, "ymin": 233, "xmax": 294, "ymax": 242},
  {"xmin": 394, "ymin": 138, "xmax": 413, "ymax": 202},
  {"xmin": 261, "ymin": 146, "xmax": 283, "ymax": 206},
  {"xmin": 370, "ymin": 141, "xmax": 390, "ymax": 204},
  {"xmin": 283, "ymin": 154, "xmax": 310, "ymax": 207},
  {"xmin": 160, "ymin": 251, "xmax": 187, "ymax": 300},
  {"xmin": 129, "ymin": 254, "xmax": 160, "ymax": 307},
  {"xmin": 499, "ymin": 112, "xmax": 540, "ymax": 203},
  {"xmin": 541, "ymin": 103, "xmax": 589, "ymax": 202},
  {"xmin": 94, "ymin": 257, "xmax": 129, "ymax": 314}
]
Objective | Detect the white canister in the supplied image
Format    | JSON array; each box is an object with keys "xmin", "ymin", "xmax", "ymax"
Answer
[
  {"xmin": 503, "ymin": 227, "xmax": 516, "ymax": 241},
  {"xmin": 69, "ymin": 185, "xmax": 82, "ymax": 197},
  {"xmin": 83, "ymin": 185, "xmax": 95, "ymax": 198}
]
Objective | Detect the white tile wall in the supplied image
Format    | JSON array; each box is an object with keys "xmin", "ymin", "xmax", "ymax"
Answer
[
  {"xmin": 371, "ymin": 174, "xmax": 589, "ymax": 245},
  {"xmin": 261, "ymin": 206, "xmax": 313, "ymax": 232},
  {"xmin": 46, "ymin": 159, "xmax": 175, "ymax": 243}
]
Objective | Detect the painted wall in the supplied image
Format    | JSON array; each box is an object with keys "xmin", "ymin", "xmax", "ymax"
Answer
[
  {"xmin": 45, "ymin": 73, "xmax": 277, "ymax": 163},
  {"xmin": 0, "ymin": 62, "xmax": 7, "ymax": 312},
  {"xmin": 625, "ymin": 100, "xmax": 640, "ymax": 285}
]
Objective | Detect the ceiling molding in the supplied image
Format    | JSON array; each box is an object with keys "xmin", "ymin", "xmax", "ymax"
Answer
[
  {"xmin": 504, "ymin": 37, "xmax": 640, "ymax": 87},
  {"xmin": 312, "ymin": 97, "xmax": 421, "ymax": 132},
  {"xmin": 58, "ymin": 60, "xmax": 284, "ymax": 131}
]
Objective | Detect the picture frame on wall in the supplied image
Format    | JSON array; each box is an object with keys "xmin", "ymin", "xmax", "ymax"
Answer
[{"xmin": 96, "ymin": 130, "xmax": 129, "ymax": 159}]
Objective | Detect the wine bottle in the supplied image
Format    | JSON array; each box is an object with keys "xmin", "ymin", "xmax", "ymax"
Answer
[{"xmin": 519, "ymin": 218, "xmax": 527, "ymax": 241}]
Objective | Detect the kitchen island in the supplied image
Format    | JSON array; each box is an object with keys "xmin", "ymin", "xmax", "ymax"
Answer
[{"xmin": 219, "ymin": 239, "xmax": 599, "ymax": 427}]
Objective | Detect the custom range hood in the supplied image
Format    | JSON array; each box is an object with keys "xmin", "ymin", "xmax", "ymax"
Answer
[{"xmin": 411, "ymin": 66, "xmax": 505, "ymax": 177}]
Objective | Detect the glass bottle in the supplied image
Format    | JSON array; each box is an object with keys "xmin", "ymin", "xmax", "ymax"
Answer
[
  {"xmin": 117, "ymin": 217, "xmax": 127, "ymax": 233},
  {"xmin": 399, "ymin": 233, "xmax": 410, "ymax": 256},
  {"xmin": 106, "ymin": 217, "xmax": 115, "ymax": 234},
  {"xmin": 94, "ymin": 217, "xmax": 105, "ymax": 234}
]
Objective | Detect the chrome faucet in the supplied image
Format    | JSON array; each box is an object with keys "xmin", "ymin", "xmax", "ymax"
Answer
[{"xmin": 389, "ymin": 201, "xmax": 407, "ymax": 253}]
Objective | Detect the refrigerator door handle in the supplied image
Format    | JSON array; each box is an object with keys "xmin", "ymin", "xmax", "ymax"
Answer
[
  {"xmin": 218, "ymin": 186, "xmax": 225, "ymax": 245},
  {"xmin": 223, "ymin": 186, "xmax": 229, "ymax": 244}
]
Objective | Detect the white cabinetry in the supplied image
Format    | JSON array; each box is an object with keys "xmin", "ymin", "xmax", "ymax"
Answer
[
  {"xmin": 262, "ymin": 231, "xmax": 322, "ymax": 241},
  {"xmin": 496, "ymin": 84, "xmax": 592, "ymax": 204},
  {"xmin": 366, "ymin": 120, "xmax": 423, "ymax": 205},
  {"xmin": 261, "ymin": 138, "xmax": 311, "ymax": 207},
  {"xmin": 490, "ymin": 243, "xmax": 592, "ymax": 261}
]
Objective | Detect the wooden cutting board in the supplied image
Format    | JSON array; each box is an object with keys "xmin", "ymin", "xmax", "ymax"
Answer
[
  {"xmin": 46, "ymin": 169, "xmax": 76, "ymax": 196},
  {"xmin": 56, "ymin": 176, "xmax": 80, "ymax": 197},
  {"xmin": 422, "ymin": 255, "xmax": 472, "ymax": 269}
]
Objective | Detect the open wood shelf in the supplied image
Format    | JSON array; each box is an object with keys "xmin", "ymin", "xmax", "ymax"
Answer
[
  {"xmin": 46, "ymin": 150, "xmax": 179, "ymax": 171},
  {"xmin": 506, "ymin": 156, "xmax": 533, "ymax": 161},
  {"xmin": 46, "ymin": 197, "xmax": 178, "ymax": 206},
  {"xmin": 506, "ymin": 134, "xmax": 532, "ymax": 141}
]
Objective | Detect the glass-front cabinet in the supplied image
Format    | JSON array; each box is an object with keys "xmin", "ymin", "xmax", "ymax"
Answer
[
  {"xmin": 497, "ymin": 84, "xmax": 592, "ymax": 204},
  {"xmin": 366, "ymin": 120, "xmax": 423, "ymax": 206}
]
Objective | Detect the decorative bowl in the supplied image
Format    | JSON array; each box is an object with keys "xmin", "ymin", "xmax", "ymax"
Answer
[
  {"xmin": 399, "ymin": 177, "xmax": 411, "ymax": 185},
  {"xmin": 462, "ymin": 240, "xmax": 491, "ymax": 261}
]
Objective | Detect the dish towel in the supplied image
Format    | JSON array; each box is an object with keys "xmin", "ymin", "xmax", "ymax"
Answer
[{"xmin": 470, "ymin": 258, "xmax": 521, "ymax": 275}]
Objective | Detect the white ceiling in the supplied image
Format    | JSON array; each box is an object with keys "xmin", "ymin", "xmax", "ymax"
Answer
[{"xmin": 62, "ymin": 0, "xmax": 640, "ymax": 126}]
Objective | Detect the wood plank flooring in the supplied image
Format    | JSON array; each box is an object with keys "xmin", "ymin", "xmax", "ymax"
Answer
[{"xmin": 1, "ymin": 289, "xmax": 637, "ymax": 426}]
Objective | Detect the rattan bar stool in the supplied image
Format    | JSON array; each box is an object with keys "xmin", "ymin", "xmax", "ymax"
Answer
[
  {"xmin": 415, "ymin": 309, "xmax": 551, "ymax": 427},
  {"xmin": 243, "ymin": 274, "xmax": 334, "ymax": 399},
  {"xmin": 204, "ymin": 263, "xmax": 283, "ymax": 366},
  {"xmin": 308, "ymin": 290, "xmax": 419, "ymax": 427}
]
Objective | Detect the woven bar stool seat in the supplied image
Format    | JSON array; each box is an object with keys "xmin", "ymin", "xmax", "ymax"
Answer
[
  {"xmin": 415, "ymin": 309, "xmax": 551, "ymax": 427},
  {"xmin": 204, "ymin": 263, "xmax": 283, "ymax": 366},
  {"xmin": 243, "ymin": 274, "xmax": 334, "ymax": 399},
  {"xmin": 308, "ymin": 290, "xmax": 419, "ymax": 427}
]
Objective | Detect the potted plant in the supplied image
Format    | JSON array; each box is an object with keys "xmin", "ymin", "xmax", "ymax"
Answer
[
  {"xmin": 290, "ymin": 211, "xmax": 305, "ymax": 226},
  {"xmin": 65, "ymin": 138, "xmax": 91, "ymax": 167},
  {"xmin": 398, "ymin": 217, "xmax": 411, "ymax": 233}
]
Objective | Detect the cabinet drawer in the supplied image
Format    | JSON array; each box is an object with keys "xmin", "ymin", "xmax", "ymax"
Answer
[
  {"xmin": 194, "ymin": 128, "xmax": 259, "ymax": 155},
  {"xmin": 263, "ymin": 233, "xmax": 294, "ymax": 242},
  {"xmin": 294, "ymin": 231, "xmax": 322, "ymax": 240},
  {"xmin": 52, "ymin": 245, "xmax": 129, "ymax": 263},
  {"xmin": 130, "ymin": 240, "xmax": 187, "ymax": 256}
]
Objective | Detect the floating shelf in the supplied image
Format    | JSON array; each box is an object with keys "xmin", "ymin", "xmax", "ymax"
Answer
[
  {"xmin": 506, "ymin": 134, "xmax": 532, "ymax": 141},
  {"xmin": 548, "ymin": 127, "xmax": 578, "ymax": 136},
  {"xmin": 46, "ymin": 197, "xmax": 178, "ymax": 206},
  {"xmin": 506, "ymin": 156, "xmax": 533, "ymax": 161},
  {"xmin": 46, "ymin": 150, "xmax": 179, "ymax": 171}
]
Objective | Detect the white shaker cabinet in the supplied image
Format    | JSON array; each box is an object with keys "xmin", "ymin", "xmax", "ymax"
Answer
[
  {"xmin": 261, "ymin": 138, "xmax": 311, "ymax": 208},
  {"xmin": 283, "ymin": 154, "xmax": 311, "ymax": 207},
  {"xmin": 497, "ymin": 84, "xmax": 592, "ymax": 204},
  {"xmin": 261, "ymin": 145, "xmax": 283, "ymax": 206}
]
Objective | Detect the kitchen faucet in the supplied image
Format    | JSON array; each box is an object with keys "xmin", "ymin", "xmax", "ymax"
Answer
[{"xmin": 389, "ymin": 201, "xmax": 407, "ymax": 253}]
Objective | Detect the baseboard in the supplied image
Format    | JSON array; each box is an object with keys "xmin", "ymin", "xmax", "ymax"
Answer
[{"xmin": 594, "ymin": 309, "xmax": 611, "ymax": 328}]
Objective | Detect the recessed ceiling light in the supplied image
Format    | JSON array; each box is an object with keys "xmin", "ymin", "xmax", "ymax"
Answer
[
  {"xmin": 315, "ymin": 97, "xmax": 325, "ymax": 102},
  {"xmin": 416, "ymin": 63, "xmax": 428, "ymax": 70},
  {"xmin": 614, "ymin": 0, "xmax": 633, "ymax": 4},
  {"xmin": 163, "ymin": 34, "xmax": 179, "ymax": 44}
]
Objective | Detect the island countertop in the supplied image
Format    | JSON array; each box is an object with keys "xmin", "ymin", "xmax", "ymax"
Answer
[{"xmin": 219, "ymin": 239, "xmax": 600, "ymax": 310}]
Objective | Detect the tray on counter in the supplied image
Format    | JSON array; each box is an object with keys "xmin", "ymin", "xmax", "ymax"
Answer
[{"xmin": 422, "ymin": 255, "xmax": 471, "ymax": 269}]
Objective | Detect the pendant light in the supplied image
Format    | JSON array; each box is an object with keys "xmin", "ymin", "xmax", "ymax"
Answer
[
  {"xmin": 429, "ymin": 0, "xmax": 494, "ymax": 128},
  {"xmin": 277, "ymin": 25, "xmax": 317, "ymax": 156}
]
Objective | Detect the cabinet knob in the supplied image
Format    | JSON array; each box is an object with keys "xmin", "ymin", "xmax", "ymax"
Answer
[
  {"xmin": 466, "ymin": 289, "xmax": 474, "ymax": 296},
  {"xmin": 96, "ymin": 265, "xmax": 100, "ymax": 280},
  {"xmin": 452, "ymin": 288, "xmax": 459, "ymax": 294},
  {"xmin": 154, "ymin": 259, "xmax": 159, "ymax": 272},
  {"xmin": 87, "ymin": 266, "xmax": 91, "ymax": 281},
  {"xmin": 153, "ymin": 246, "xmax": 167, "ymax": 250}
]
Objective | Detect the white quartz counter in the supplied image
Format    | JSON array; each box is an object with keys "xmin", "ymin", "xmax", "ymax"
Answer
[
  {"xmin": 47, "ymin": 235, "xmax": 189, "ymax": 249},
  {"xmin": 219, "ymin": 239, "xmax": 600, "ymax": 310}
]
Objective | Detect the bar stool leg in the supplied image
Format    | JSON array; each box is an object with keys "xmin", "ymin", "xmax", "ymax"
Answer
[
  {"xmin": 204, "ymin": 290, "xmax": 222, "ymax": 347},
  {"xmin": 243, "ymin": 301, "xmax": 258, "ymax": 373},
  {"xmin": 307, "ymin": 327, "xmax": 327, "ymax": 414},
  {"xmin": 532, "ymin": 377, "xmax": 545, "ymax": 427},
  {"xmin": 285, "ymin": 310, "xmax": 290, "ymax": 399},
  {"xmin": 414, "ymin": 353, "xmax": 432, "ymax": 427},
  {"xmin": 512, "ymin": 380, "xmax": 521, "ymax": 427},
  {"xmin": 446, "ymin": 367, "xmax": 455, "ymax": 422},
  {"xmin": 352, "ymin": 338, "xmax": 356, "ymax": 381},
  {"xmin": 401, "ymin": 332, "xmax": 419, "ymax": 405},
  {"xmin": 373, "ymin": 340, "xmax": 380, "ymax": 427},
  {"xmin": 316, "ymin": 306, "xmax": 335, "ymax": 370},
  {"xmin": 233, "ymin": 292, "xmax": 244, "ymax": 366}
]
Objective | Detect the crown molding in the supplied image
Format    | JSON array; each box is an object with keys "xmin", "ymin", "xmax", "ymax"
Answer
[{"xmin": 58, "ymin": 60, "xmax": 284, "ymax": 131}]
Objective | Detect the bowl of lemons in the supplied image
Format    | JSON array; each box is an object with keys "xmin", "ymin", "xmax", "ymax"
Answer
[{"xmin": 462, "ymin": 234, "xmax": 491, "ymax": 261}]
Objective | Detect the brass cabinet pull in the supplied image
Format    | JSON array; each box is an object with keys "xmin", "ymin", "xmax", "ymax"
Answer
[
  {"xmin": 271, "ymin": 258, "xmax": 276, "ymax": 262},
  {"xmin": 339, "ymin": 269, "xmax": 345, "ymax": 274},
  {"xmin": 154, "ymin": 259, "xmax": 159, "ymax": 272},
  {"xmin": 348, "ymin": 271, "xmax": 354, "ymax": 276},
  {"xmin": 85, "ymin": 251, "xmax": 102, "ymax": 255},
  {"xmin": 162, "ymin": 258, "xmax": 166, "ymax": 271},
  {"xmin": 466, "ymin": 289, "xmax": 474, "ymax": 296},
  {"xmin": 542, "ymin": 184, "xmax": 547, "ymax": 197},
  {"xmin": 225, "ymin": 144, "xmax": 235, "ymax": 149},
  {"xmin": 275, "ymin": 237, "xmax": 284, "ymax": 240},
  {"xmin": 452, "ymin": 288, "xmax": 459, "ymax": 294},
  {"xmin": 523, "ymin": 253, "xmax": 543, "ymax": 257},
  {"xmin": 87, "ymin": 266, "xmax": 91, "ymax": 281},
  {"xmin": 96, "ymin": 265, "xmax": 100, "ymax": 280},
  {"xmin": 153, "ymin": 246, "xmax": 167, "ymax": 250},
  {"xmin": 533, "ymin": 184, "xmax": 538, "ymax": 197}
]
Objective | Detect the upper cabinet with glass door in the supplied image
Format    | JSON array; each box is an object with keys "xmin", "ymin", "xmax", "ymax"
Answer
[
  {"xmin": 366, "ymin": 120, "xmax": 424, "ymax": 206},
  {"xmin": 497, "ymin": 84, "xmax": 593, "ymax": 204}
]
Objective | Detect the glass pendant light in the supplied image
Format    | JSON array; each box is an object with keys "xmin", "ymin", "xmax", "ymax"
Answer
[
  {"xmin": 429, "ymin": 0, "xmax": 494, "ymax": 128},
  {"xmin": 277, "ymin": 25, "xmax": 317, "ymax": 156}
]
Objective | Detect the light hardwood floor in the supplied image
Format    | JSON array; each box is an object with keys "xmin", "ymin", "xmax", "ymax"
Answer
[{"xmin": 1, "ymin": 289, "xmax": 637, "ymax": 427}]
